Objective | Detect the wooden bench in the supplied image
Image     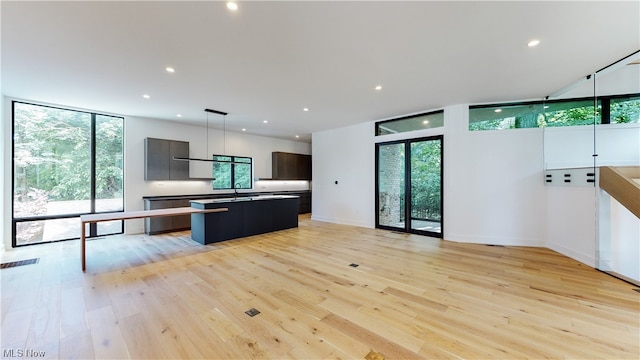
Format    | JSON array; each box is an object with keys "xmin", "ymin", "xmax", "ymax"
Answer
[{"xmin": 80, "ymin": 207, "xmax": 228, "ymax": 271}]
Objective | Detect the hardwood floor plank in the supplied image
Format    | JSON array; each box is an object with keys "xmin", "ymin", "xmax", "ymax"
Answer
[
  {"xmin": 59, "ymin": 330, "xmax": 95, "ymax": 360},
  {"xmin": 321, "ymin": 313, "xmax": 423, "ymax": 360},
  {"xmin": 60, "ymin": 286, "xmax": 88, "ymax": 338},
  {"xmin": 86, "ymin": 304, "xmax": 131, "ymax": 359},
  {"xmin": 1, "ymin": 215, "xmax": 638, "ymax": 359},
  {"xmin": 26, "ymin": 285, "xmax": 60, "ymax": 348},
  {"xmin": 90, "ymin": 323, "xmax": 131, "ymax": 360},
  {"xmin": 118, "ymin": 313, "xmax": 169, "ymax": 359}
]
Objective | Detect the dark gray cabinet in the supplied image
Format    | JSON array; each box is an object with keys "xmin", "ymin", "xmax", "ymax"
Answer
[
  {"xmin": 272, "ymin": 152, "xmax": 311, "ymax": 180},
  {"xmin": 144, "ymin": 138, "xmax": 190, "ymax": 180},
  {"xmin": 144, "ymin": 198, "xmax": 191, "ymax": 234},
  {"xmin": 190, "ymin": 196, "xmax": 299, "ymax": 245},
  {"xmin": 143, "ymin": 190, "xmax": 310, "ymax": 235}
]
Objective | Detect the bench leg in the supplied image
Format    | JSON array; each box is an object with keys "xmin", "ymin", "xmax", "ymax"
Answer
[{"xmin": 81, "ymin": 222, "xmax": 86, "ymax": 271}]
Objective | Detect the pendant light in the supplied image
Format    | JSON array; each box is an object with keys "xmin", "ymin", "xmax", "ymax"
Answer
[{"xmin": 172, "ymin": 108, "xmax": 244, "ymax": 164}]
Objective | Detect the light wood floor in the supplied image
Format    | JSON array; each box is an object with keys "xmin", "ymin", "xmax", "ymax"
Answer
[{"xmin": 1, "ymin": 215, "xmax": 638, "ymax": 359}]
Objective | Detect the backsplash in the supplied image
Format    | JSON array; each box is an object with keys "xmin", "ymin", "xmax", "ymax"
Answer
[{"xmin": 252, "ymin": 180, "xmax": 310, "ymax": 193}]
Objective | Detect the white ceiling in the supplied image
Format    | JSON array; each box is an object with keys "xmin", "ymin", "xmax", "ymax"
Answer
[{"xmin": 2, "ymin": 1, "xmax": 639, "ymax": 142}]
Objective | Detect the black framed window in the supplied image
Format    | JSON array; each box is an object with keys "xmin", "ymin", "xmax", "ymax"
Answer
[
  {"xmin": 469, "ymin": 93, "xmax": 640, "ymax": 131},
  {"xmin": 375, "ymin": 110, "xmax": 444, "ymax": 136},
  {"xmin": 212, "ymin": 155, "xmax": 252, "ymax": 189},
  {"xmin": 12, "ymin": 101, "xmax": 124, "ymax": 246}
]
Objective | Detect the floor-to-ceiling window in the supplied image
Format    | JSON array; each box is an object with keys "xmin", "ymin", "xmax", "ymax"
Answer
[
  {"xmin": 376, "ymin": 136, "xmax": 443, "ymax": 237},
  {"xmin": 12, "ymin": 101, "xmax": 124, "ymax": 246}
]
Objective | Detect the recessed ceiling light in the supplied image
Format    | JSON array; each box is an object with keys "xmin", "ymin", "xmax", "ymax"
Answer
[
  {"xmin": 227, "ymin": 2, "xmax": 238, "ymax": 11},
  {"xmin": 528, "ymin": 39, "xmax": 540, "ymax": 47},
  {"xmin": 143, "ymin": 94, "xmax": 150, "ymax": 99},
  {"xmin": 176, "ymin": 114, "xmax": 182, "ymax": 117},
  {"xmin": 303, "ymin": 108, "xmax": 309, "ymax": 112},
  {"xmin": 263, "ymin": 120, "xmax": 268, "ymax": 123},
  {"xmin": 423, "ymin": 120, "xmax": 429, "ymax": 124},
  {"xmin": 242, "ymin": 128, "xmax": 246, "ymax": 131},
  {"xmin": 494, "ymin": 109, "xmax": 502, "ymax": 113},
  {"xmin": 166, "ymin": 67, "xmax": 175, "ymax": 73},
  {"xmin": 295, "ymin": 135, "xmax": 299, "ymax": 138},
  {"xmin": 375, "ymin": 85, "xmax": 382, "ymax": 91}
]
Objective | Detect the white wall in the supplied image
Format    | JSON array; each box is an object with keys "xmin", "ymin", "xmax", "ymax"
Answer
[
  {"xmin": 609, "ymin": 197, "xmax": 640, "ymax": 281},
  {"xmin": 546, "ymin": 186, "xmax": 597, "ymax": 266},
  {"xmin": 544, "ymin": 123, "xmax": 640, "ymax": 169},
  {"xmin": 444, "ymin": 105, "xmax": 547, "ymax": 246},
  {"xmin": 1, "ymin": 96, "xmax": 7, "ymax": 252},
  {"xmin": 312, "ymin": 121, "xmax": 374, "ymax": 228},
  {"xmin": 124, "ymin": 115, "xmax": 311, "ymax": 234},
  {"xmin": 543, "ymin": 123, "xmax": 640, "ymax": 267}
]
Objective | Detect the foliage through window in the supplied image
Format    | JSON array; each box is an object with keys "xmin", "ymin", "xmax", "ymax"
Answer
[
  {"xmin": 12, "ymin": 101, "xmax": 124, "ymax": 245},
  {"xmin": 212, "ymin": 155, "xmax": 252, "ymax": 190},
  {"xmin": 469, "ymin": 93, "xmax": 640, "ymax": 131}
]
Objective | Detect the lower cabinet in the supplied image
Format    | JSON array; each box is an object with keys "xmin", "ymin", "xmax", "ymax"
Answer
[
  {"xmin": 190, "ymin": 197, "xmax": 299, "ymax": 245},
  {"xmin": 144, "ymin": 191, "xmax": 309, "ymax": 235},
  {"xmin": 144, "ymin": 199, "xmax": 191, "ymax": 234}
]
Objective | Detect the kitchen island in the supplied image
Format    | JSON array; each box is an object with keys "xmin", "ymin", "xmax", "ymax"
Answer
[{"xmin": 190, "ymin": 195, "xmax": 299, "ymax": 245}]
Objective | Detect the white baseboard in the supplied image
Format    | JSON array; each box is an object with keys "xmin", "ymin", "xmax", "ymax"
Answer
[
  {"xmin": 310, "ymin": 215, "xmax": 372, "ymax": 229},
  {"xmin": 547, "ymin": 242, "xmax": 595, "ymax": 267}
]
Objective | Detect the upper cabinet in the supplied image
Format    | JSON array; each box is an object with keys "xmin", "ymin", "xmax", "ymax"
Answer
[
  {"xmin": 272, "ymin": 152, "xmax": 312, "ymax": 180},
  {"xmin": 144, "ymin": 138, "xmax": 190, "ymax": 180}
]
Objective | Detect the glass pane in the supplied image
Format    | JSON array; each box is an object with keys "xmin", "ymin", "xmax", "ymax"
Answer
[
  {"xmin": 213, "ymin": 155, "xmax": 232, "ymax": 189},
  {"xmin": 233, "ymin": 157, "xmax": 252, "ymax": 189},
  {"xmin": 13, "ymin": 103, "xmax": 91, "ymax": 218},
  {"xmin": 95, "ymin": 115, "xmax": 124, "ymax": 212},
  {"xmin": 542, "ymin": 99, "xmax": 600, "ymax": 127},
  {"xmin": 469, "ymin": 99, "xmax": 605, "ymax": 130},
  {"xmin": 377, "ymin": 143, "xmax": 405, "ymax": 228},
  {"xmin": 410, "ymin": 139, "xmax": 441, "ymax": 234},
  {"xmin": 469, "ymin": 102, "xmax": 547, "ymax": 130},
  {"xmin": 376, "ymin": 111, "xmax": 444, "ymax": 135},
  {"xmin": 610, "ymin": 95, "xmax": 640, "ymax": 124},
  {"xmin": 97, "ymin": 220, "xmax": 123, "ymax": 236},
  {"xmin": 16, "ymin": 217, "xmax": 81, "ymax": 245}
]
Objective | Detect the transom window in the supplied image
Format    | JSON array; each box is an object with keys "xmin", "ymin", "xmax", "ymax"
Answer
[
  {"xmin": 469, "ymin": 93, "xmax": 640, "ymax": 131},
  {"xmin": 376, "ymin": 110, "xmax": 444, "ymax": 136}
]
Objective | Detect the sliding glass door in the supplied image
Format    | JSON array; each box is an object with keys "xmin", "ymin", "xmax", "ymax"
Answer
[
  {"xmin": 376, "ymin": 136, "xmax": 443, "ymax": 237},
  {"xmin": 376, "ymin": 142, "xmax": 406, "ymax": 230}
]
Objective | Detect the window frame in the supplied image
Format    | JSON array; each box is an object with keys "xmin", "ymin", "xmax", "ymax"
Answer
[
  {"xmin": 11, "ymin": 100, "xmax": 125, "ymax": 247},
  {"xmin": 375, "ymin": 110, "xmax": 444, "ymax": 136},
  {"xmin": 468, "ymin": 93, "xmax": 640, "ymax": 131},
  {"xmin": 211, "ymin": 154, "xmax": 253, "ymax": 190}
]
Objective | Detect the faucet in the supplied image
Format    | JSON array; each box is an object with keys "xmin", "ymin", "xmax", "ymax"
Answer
[{"xmin": 234, "ymin": 183, "xmax": 241, "ymax": 197}]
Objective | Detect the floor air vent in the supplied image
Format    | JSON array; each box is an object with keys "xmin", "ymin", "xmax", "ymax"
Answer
[
  {"xmin": 245, "ymin": 308, "xmax": 260, "ymax": 317},
  {"xmin": 0, "ymin": 258, "xmax": 39, "ymax": 269}
]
